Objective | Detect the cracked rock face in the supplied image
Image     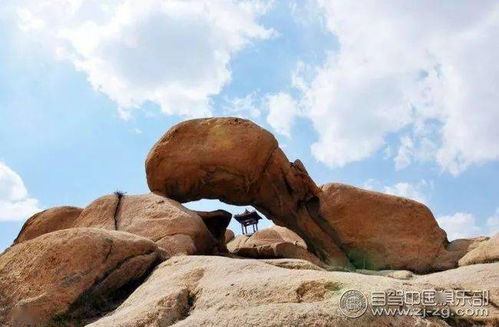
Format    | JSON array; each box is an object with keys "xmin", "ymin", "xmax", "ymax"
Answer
[
  {"xmin": 145, "ymin": 117, "xmax": 349, "ymax": 267},
  {"xmin": 74, "ymin": 192, "xmax": 220, "ymax": 256},
  {"xmin": 13, "ymin": 193, "xmax": 227, "ymax": 256},
  {"xmin": 0, "ymin": 228, "xmax": 160, "ymax": 327},
  {"xmin": 13, "ymin": 206, "xmax": 83, "ymax": 244},
  {"xmin": 88, "ymin": 256, "xmax": 499, "ymax": 326}
]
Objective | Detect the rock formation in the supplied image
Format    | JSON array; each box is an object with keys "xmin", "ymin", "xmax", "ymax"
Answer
[
  {"xmin": 13, "ymin": 206, "xmax": 83, "ymax": 244},
  {"xmin": 224, "ymin": 229, "xmax": 235, "ymax": 243},
  {"xmin": 0, "ymin": 228, "xmax": 161, "ymax": 326},
  {"xmin": 459, "ymin": 234, "xmax": 499, "ymax": 266},
  {"xmin": 145, "ymin": 117, "xmax": 349, "ymax": 267},
  {"xmin": 87, "ymin": 256, "xmax": 498, "ymax": 326},
  {"xmin": 321, "ymin": 183, "xmax": 454, "ymax": 272},
  {"xmin": 432, "ymin": 236, "xmax": 490, "ymax": 270},
  {"xmin": 74, "ymin": 192, "xmax": 220, "ymax": 256},
  {"xmin": 192, "ymin": 209, "xmax": 232, "ymax": 253},
  {"xmin": 226, "ymin": 226, "xmax": 323, "ymax": 266},
  {"xmin": 319, "ymin": 183, "xmax": 448, "ymax": 272},
  {"xmin": 14, "ymin": 193, "xmax": 225, "ymax": 257},
  {"xmin": 3, "ymin": 117, "xmax": 497, "ymax": 326}
]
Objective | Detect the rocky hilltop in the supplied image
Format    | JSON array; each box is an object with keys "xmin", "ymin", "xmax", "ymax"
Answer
[{"xmin": 1, "ymin": 117, "xmax": 497, "ymax": 326}]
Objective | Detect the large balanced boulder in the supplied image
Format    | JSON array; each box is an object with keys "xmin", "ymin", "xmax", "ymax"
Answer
[
  {"xmin": 319, "ymin": 183, "xmax": 448, "ymax": 272},
  {"xmin": 0, "ymin": 228, "xmax": 160, "ymax": 326},
  {"xmin": 73, "ymin": 192, "xmax": 221, "ymax": 256},
  {"xmin": 13, "ymin": 206, "xmax": 83, "ymax": 244},
  {"xmin": 459, "ymin": 234, "xmax": 499, "ymax": 266},
  {"xmin": 88, "ymin": 256, "xmax": 498, "ymax": 327},
  {"xmin": 227, "ymin": 226, "xmax": 324, "ymax": 267},
  {"xmin": 145, "ymin": 117, "xmax": 349, "ymax": 267}
]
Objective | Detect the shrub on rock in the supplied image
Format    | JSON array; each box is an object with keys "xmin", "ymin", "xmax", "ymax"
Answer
[{"xmin": 74, "ymin": 192, "xmax": 221, "ymax": 256}]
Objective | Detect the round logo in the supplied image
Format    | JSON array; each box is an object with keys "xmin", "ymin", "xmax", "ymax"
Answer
[{"xmin": 340, "ymin": 289, "xmax": 368, "ymax": 318}]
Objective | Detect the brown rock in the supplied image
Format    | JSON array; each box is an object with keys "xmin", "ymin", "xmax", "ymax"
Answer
[
  {"xmin": 88, "ymin": 256, "xmax": 498, "ymax": 327},
  {"xmin": 13, "ymin": 206, "xmax": 83, "ymax": 244},
  {"xmin": 432, "ymin": 236, "xmax": 490, "ymax": 270},
  {"xmin": 0, "ymin": 228, "xmax": 160, "ymax": 326},
  {"xmin": 319, "ymin": 183, "xmax": 448, "ymax": 272},
  {"xmin": 145, "ymin": 117, "xmax": 349, "ymax": 267},
  {"xmin": 74, "ymin": 193, "xmax": 219, "ymax": 256},
  {"xmin": 227, "ymin": 226, "xmax": 324, "ymax": 267},
  {"xmin": 226, "ymin": 235, "xmax": 249, "ymax": 253},
  {"xmin": 458, "ymin": 234, "xmax": 499, "ymax": 266},
  {"xmin": 224, "ymin": 229, "xmax": 235, "ymax": 243},
  {"xmin": 245, "ymin": 225, "xmax": 307, "ymax": 248},
  {"xmin": 193, "ymin": 209, "xmax": 232, "ymax": 253}
]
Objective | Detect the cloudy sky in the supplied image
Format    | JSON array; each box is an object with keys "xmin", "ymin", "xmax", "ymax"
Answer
[{"xmin": 1, "ymin": 0, "xmax": 498, "ymax": 251}]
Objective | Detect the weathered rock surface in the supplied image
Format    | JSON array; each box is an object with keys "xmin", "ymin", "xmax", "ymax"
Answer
[
  {"xmin": 73, "ymin": 192, "xmax": 219, "ymax": 256},
  {"xmin": 459, "ymin": 234, "xmax": 499, "ymax": 266},
  {"xmin": 89, "ymin": 256, "xmax": 498, "ymax": 327},
  {"xmin": 226, "ymin": 226, "xmax": 324, "ymax": 266},
  {"xmin": 319, "ymin": 183, "xmax": 448, "ymax": 272},
  {"xmin": 433, "ymin": 236, "xmax": 490, "ymax": 270},
  {"xmin": 0, "ymin": 228, "xmax": 160, "ymax": 326},
  {"xmin": 244, "ymin": 225, "xmax": 307, "ymax": 248},
  {"xmin": 13, "ymin": 206, "xmax": 83, "ymax": 244},
  {"xmin": 193, "ymin": 209, "xmax": 232, "ymax": 253},
  {"xmin": 145, "ymin": 117, "xmax": 349, "ymax": 267},
  {"xmin": 224, "ymin": 229, "xmax": 235, "ymax": 243}
]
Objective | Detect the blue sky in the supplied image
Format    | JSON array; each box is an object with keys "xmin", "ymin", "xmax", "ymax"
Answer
[{"xmin": 1, "ymin": 1, "xmax": 498, "ymax": 251}]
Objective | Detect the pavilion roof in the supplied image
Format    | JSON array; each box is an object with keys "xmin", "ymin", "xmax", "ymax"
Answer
[{"xmin": 234, "ymin": 209, "xmax": 262, "ymax": 223}]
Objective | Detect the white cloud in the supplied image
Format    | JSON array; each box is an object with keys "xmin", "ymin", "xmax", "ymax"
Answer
[
  {"xmin": 363, "ymin": 179, "xmax": 431, "ymax": 204},
  {"xmin": 436, "ymin": 212, "xmax": 482, "ymax": 241},
  {"xmin": 224, "ymin": 93, "xmax": 262, "ymax": 119},
  {"xmin": 0, "ymin": 161, "xmax": 41, "ymax": 221},
  {"xmin": 486, "ymin": 208, "xmax": 499, "ymax": 235},
  {"xmin": 394, "ymin": 136, "xmax": 414, "ymax": 170},
  {"xmin": 9, "ymin": 0, "xmax": 274, "ymax": 119},
  {"xmin": 266, "ymin": 92, "xmax": 300, "ymax": 137},
  {"xmin": 281, "ymin": 1, "xmax": 499, "ymax": 173}
]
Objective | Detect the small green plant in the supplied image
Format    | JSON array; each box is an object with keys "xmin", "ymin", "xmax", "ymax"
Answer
[{"xmin": 347, "ymin": 248, "xmax": 376, "ymax": 270}]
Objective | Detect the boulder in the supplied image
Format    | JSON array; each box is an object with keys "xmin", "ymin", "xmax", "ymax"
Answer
[
  {"xmin": 74, "ymin": 193, "xmax": 220, "ymax": 256},
  {"xmin": 145, "ymin": 117, "xmax": 349, "ymax": 267},
  {"xmin": 88, "ymin": 256, "xmax": 498, "ymax": 327},
  {"xmin": 432, "ymin": 236, "xmax": 490, "ymax": 270},
  {"xmin": 224, "ymin": 229, "xmax": 235, "ymax": 243},
  {"xmin": 319, "ymin": 183, "xmax": 447, "ymax": 272},
  {"xmin": 0, "ymin": 228, "xmax": 160, "ymax": 326},
  {"xmin": 13, "ymin": 206, "xmax": 83, "ymax": 244},
  {"xmin": 226, "ymin": 235, "xmax": 249, "ymax": 253},
  {"xmin": 459, "ymin": 234, "xmax": 499, "ymax": 266},
  {"xmin": 245, "ymin": 225, "xmax": 307, "ymax": 248},
  {"xmin": 226, "ymin": 226, "xmax": 323, "ymax": 267},
  {"xmin": 193, "ymin": 209, "xmax": 232, "ymax": 253}
]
